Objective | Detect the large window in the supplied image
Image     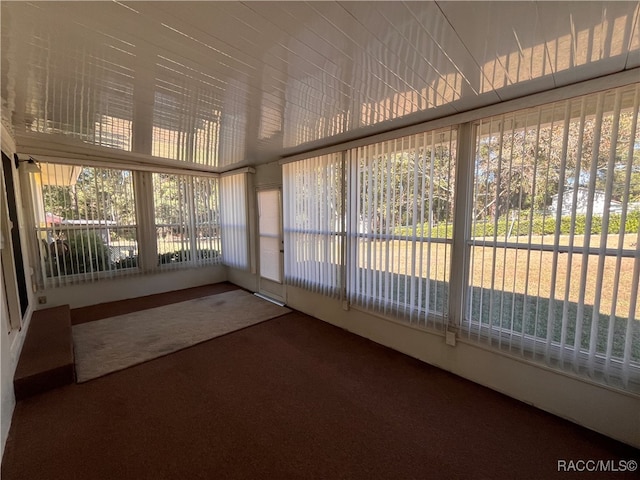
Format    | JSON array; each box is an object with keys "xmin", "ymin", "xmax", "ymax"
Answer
[
  {"xmin": 348, "ymin": 129, "xmax": 457, "ymax": 326},
  {"xmin": 282, "ymin": 128, "xmax": 457, "ymax": 323},
  {"xmin": 466, "ymin": 84, "xmax": 640, "ymax": 389},
  {"xmin": 152, "ymin": 173, "xmax": 221, "ymax": 269},
  {"xmin": 283, "ymin": 83, "xmax": 639, "ymax": 392},
  {"xmin": 283, "ymin": 153, "xmax": 344, "ymax": 297},
  {"xmin": 33, "ymin": 163, "xmax": 138, "ymax": 287},
  {"xmin": 31, "ymin": 164, "xmax": 222, "ymax": 286}
]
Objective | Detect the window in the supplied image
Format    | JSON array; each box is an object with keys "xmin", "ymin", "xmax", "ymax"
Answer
[
  {"xmin": 282, "ymin": 128, "xmax": 457, "ymax": 321},
  {"xmin": 219, "ymin": 173, "xmax": 249, "ymax": 269},
  {"xmin": 152, "ymin": 173, "xmax": 220, "ymax": 269},
  {"xmin": 283, "ymin": 83, "xmax": 640, "ymax": 392},
  {"xmin": 30, "ymin": 165, "xmax": 222, "ymax": 286},
  {"xmin": 348, "ymin": 129, "xmax": 457, "ymax": 326},
  {"xmin": 465, "ymin": 84, "xmax": 640, "ymax": 389},
  {"xmin": 32, "ymin": 163, "xmax": 138, "ymax": 287},
  {"xmin": 283, "ymin": 153, "xmax": 344, "ymax": 297}
]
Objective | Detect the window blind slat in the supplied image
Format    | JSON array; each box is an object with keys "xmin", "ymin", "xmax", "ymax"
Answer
[
  {"xmin": 32, "ymin": 163, "xmax": 139, "ymax": 287},
  {"xmin": 466, "ymin": 83, "xmax": 639, "ymax": 390},
  {"xmin": 348, "ymin": 128, "xmax": 456, "ymax": 326},
  {"xmin": 283, "ymin": 153, "xmax": 343, "ymax": 297},
  {"xmin": 220, "ymin": 173, "xmax": 248, "ymax": 270}
]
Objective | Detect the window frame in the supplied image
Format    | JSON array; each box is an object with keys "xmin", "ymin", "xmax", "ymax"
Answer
[{"xmin": 281, "ymin": 80, "xmax": 640, "ymax": 393}]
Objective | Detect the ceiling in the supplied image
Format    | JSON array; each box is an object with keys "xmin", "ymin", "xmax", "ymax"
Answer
[{"xmin": 2, "ymin": 1, "xmax": 639, "ymax": 172}]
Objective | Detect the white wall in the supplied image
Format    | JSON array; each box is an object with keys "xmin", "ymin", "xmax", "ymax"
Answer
[
  {"xmin": 1, "ymin": 131, "xmax": 36, "ymax": 460},
  {"xmin": 254, "ymin": 162, "xmax": 282, "ymax": 187},
  {"xmin": 0, "ymin": 284, "xmax": 32, "ymax": 461},
  {"xmin": 0, "ymin": 279, "xmax": 13, "ymax": 456},
  {"xmin": 1, "ymin": 269, "xmax": 15, "ymax": 455},
  {"xmin": 284, "ymin": 285, "xmax": 640, "ymax": 449},
  {"xmin": 40, "ymin": 266, "xmax": 228, "ymax": 309}
]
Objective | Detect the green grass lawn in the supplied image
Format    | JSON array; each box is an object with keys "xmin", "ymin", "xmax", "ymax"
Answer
[
  {"xmin": 356, "ymin": 270, "xmax": 640, "ymax": 363},
  {"xmin": 468, "ymin": 285, "xmax": 640, "ymax": 361}
]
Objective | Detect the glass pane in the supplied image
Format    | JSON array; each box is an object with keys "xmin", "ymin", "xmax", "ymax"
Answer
[
  {"xmin": 260, "ymin": 236, "xmax": 281, "ymax": 283},
  {"xmin": 36, "ymin": 164, "xmax": 138, "ymax": 284}
]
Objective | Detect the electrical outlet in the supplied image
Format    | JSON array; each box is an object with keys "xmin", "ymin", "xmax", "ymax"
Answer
[{"xmin": 38, "ymin": 296, "xmax": 47, "ymax": 305}]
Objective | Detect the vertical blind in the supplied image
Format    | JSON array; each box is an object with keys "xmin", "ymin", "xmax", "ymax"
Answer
[
  {"xmin": 283, "ymin": 153, "xmax": 344, "ymax": 297},
  {"xmin": 283, "ymin": 83, "xmax": 639, "ymax": 391},
  {"xmin": 348, "ymin": 128, "xmax": 457, "ymax": 327},
  {"xmin": 33, "ymin": 163, "xmax": 138, "ymax": 287},
  {"xmin": 31, "ymin": 166, "xmax": 223, "ymax": 286},
  {"xmin": 220, "ymin": 173, "xmax": 249, "ymax": 269},
  {"xmin": 466, "ymin": 83, "xmax": 640, "ymax": 388},
  {"xmin": 152, "ymin": 173, "xmax": 221, "ymax": 270}
]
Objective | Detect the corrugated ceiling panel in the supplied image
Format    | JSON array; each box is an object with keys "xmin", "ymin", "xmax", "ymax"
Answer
[{"xmin": 2, "ymin": 1, "xmax": 638, "ymax": 170}]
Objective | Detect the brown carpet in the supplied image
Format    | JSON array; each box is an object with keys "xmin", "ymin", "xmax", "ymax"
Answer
[
  {"xmin": 2, "ymin": 311, "xmax": 638, "ymax": 479},
  {"xmin": 73, "ymin": 290, "xmax": 290, "ymax": 382}
]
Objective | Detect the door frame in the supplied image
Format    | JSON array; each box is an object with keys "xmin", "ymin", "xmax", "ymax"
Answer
[
  {"xmin": 1, "ymin": 152, "xmax": 27, "ymax": 331},
  {"xmin": 256, "ymin": 186, "xmax": 285, "ymax": 303}
]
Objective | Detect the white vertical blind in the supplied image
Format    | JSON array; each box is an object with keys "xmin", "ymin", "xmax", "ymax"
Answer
[
  {"xmin": 152, "ymin": 173, "xmax": 191, "ymax": 266},
  {"xmin": 152, "ymin": 173, "xmax": 221, "ymax": 270},
  {"xmin": 30, "ymin": 164, "xmax": 221, "ymax": 288},
  {"xmin": 220, "ymin": 173, "xmax": 249, "ymax": 269},
  {"xmin": 466, "ymin": 83, "xmax": 640, "ymax": 388},
  {"xmin": 347, "ymin": 128, "xmax": 456, "ymax": 327},
  {"xmin": 32, "ymin": 163, "xmax": 138, "ymax": 287},
  {"xmin": 283, "ymin": 153, "xmax": 344, "ymax": 297}
]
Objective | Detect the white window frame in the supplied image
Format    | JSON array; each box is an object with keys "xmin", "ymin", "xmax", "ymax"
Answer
[
  {"xmin": 151, "ymin": 172, "xmax": 221, "ymax": 271},
  {"xmin": 461, "ymin": 84, "xmax": 640, "ymax": 390},
  {"xmin": 346, "ymin": 128, "xmax": 457, "ymax": 328},
  {"xmin": 280, "ymin": 73, "xmax": 640, "ymax": 393},
  {"xmin": 282, "ymin": 153, "xmax": 345, "ymax": 298}
]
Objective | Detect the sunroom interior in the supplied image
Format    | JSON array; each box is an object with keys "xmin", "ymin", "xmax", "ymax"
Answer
[{"xmin": 1, "ymin": 0, "xmax": 639, "ymax": 463}]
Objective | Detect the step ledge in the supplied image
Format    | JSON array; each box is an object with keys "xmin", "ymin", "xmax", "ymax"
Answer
[{"xmin": 13, "ymin": 305, "xmax": 75, "ymax": 400}]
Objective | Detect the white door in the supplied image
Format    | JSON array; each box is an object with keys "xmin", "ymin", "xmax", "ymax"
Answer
[{"xmin": 257, "ymin": 189, "xmax": 284, "ymax": 302}]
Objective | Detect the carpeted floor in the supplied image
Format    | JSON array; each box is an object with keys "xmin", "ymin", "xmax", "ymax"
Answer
[
  {"xmin": 2, "ymin": 293, "xmax": 638, "ymax": 479},
  {"xmin": 73, "ymin": 290, "xmax": 291, "ymax": 382}
]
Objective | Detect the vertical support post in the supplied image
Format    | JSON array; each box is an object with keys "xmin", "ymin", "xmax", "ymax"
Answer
[
  {"xmin": 133, "ymin": 171, "xmax": 157, "ymax": 272},
  {"xmin": 339, "ymin": 150, "xmax": 347, "ymax": 305},
  {"xmin": 448, "ymin": 122, "xmax": 476, "ymax": 331},
  {"xmin": 131, "ymin": 49, "xmax": 156, "ymax": 272}
]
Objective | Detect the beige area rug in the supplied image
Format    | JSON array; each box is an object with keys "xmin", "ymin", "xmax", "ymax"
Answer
[{"xmin": 72, "ymin": 290, "xmax": 291, "ymax": 382}]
